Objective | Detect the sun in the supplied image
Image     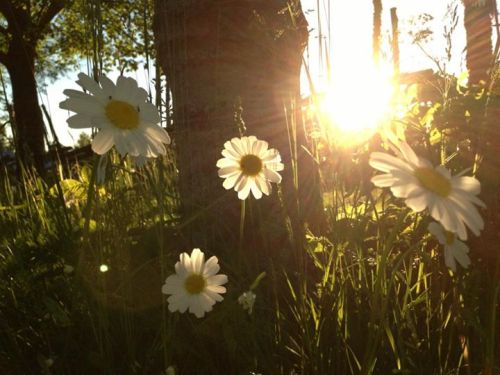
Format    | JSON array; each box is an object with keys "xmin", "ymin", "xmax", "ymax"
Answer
[{"xmin": 318, "ymin": 65, "xmax": 395, "ymax": 146}]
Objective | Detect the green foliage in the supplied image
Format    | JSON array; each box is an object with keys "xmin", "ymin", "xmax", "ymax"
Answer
[
  {"xmin": 408, "ymin": 13, "xmax": 434, "ymax": 44},
  {"xmin": 0, "ymin": 0, "xmax": 154, "ymax": 82},
  {"xmin": 40, "ymin": 0, "xmax": 154, "ymax": 79}
]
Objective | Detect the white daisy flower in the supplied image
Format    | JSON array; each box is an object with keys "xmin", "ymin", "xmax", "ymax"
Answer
[
  {"xmin": 60, "ymin": 73, "xmax": 170, "ymax": 157},
  {"xmin": 428, "ymin": 222, "xmax": 471, "ymax": 272},
  {"xmin": 238, "ymin": 291, "xmax": 256, "ymax": 314},
  {"xmin": 161, "ymin": 248, "xmax": 228, "ymax": 318},
  {"xmin": 216, "ymin": 136, "xmax": 284, "ymax": 200},
  {"xmin": 369, "ymin": 140, "xmax": 485, "ymax": 240}
]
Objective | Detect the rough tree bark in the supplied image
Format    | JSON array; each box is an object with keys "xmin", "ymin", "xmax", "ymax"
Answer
[
  {"xmin": 463, "ymin": 5, "xmax": 500, "ymax": 353},
  {"xmin": 372, "ymin": 0, "xmax": 382, "ymax": 66},
  {"xmin": 153, "ymin": 0, "xmax": 323, "ymax": 250},
  {"xmin": 0, "ymin": 1, "xmax": 66, "ymax": 174},
  {"xmin": 463, "ymin": 0, "xmax": 494, "ymax": 84},
  {"xmin": 3, "ymin": 40, "xmax": 46, "ymax": 173}
]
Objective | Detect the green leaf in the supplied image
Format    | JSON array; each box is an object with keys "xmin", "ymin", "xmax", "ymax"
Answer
[{"xmin": 420, "ymin": 102, "xmax": 441, "ymax": 129}]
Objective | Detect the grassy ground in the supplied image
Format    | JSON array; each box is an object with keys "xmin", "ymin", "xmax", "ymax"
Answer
[{"xmin": 0, "ymin": 76, "xmax": 498, "ymax": 374}]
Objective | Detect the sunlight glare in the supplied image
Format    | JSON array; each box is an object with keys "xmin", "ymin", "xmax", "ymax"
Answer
[
  {"xmin": 319, "ymin": 66, "xmax": 395, "ymax": 146},
  {"xmin": 99, "ymin": 264, "xmax": 109, "ymax": 273}
]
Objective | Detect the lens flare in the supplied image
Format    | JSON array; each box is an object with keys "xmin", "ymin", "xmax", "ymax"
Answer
[{"xmin": 318, "ymin": 66, "xmax": 395, "ymax": 146}]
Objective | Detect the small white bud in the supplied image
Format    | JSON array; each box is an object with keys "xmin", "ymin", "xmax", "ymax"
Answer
[{"xmin": 238, "ymin": 291, "xmax": 256, "ymax": 314}]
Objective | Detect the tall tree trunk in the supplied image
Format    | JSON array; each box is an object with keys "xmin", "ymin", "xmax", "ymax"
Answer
[
  {"xmin": 463, "ymin": 0, "xmax": 494, "ymax": 84},
  {"xmin": 372, "ymin": 0, "xmax": 382, "ymax": 66},
  {"xmin": 4, "ymin": 38, "xmax": 46, "ymax": 174},
  {"xmin": 0, "ymin": 1, "xmax": 66, "ymax": 176},
  {"xmin": 154, "ymin": 0, "xmax": 322, "ymax": 250},
  {"xmin": 465, "ymin": 7, "xmax": 500, "ymax": 364}
]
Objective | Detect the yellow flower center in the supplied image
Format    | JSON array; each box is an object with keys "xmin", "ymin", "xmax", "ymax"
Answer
[
  {"xmin": 240, "ymin": 154, "xmax": 263, "ymax": 176},
  {"xmin": 105, "ymin": 100, "xmax": 139, "ymax": 130},
  {"xmin": 184, "ymin": 273, "xmax": 206, "ymax": 295},
  {"xmin": 414, "ymin": 167, "xmax": 451, "ymax": 197},
  {"xmin": 444, "ymin": 230, "xmax": 455, "ymax": 245}
]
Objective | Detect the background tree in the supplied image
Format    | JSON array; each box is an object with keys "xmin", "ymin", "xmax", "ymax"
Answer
[
  {"xmin": 75, "ymin": 131, "xmax": 91, "ymax": 148},
  {"xmin": 0, "ymin": 0, "xmax": 67, "ymax": 173},
  {"xmin": 372, "ymin": 0, "xmax": 382, "ymax": 66},
  {"xmin": 0, "ymin": 0, "xmax": 155, "ymax": 173},
  {"xmin": 462, "ymin": 0, "xmax": 496, "ymax": 84},
  {"xmin": 153, "ymin": 0, "xmax": 323, "ymax": 252},
  {"xmin": 462, "ymin": 0, "xmax": 500, "ymax": 294}
]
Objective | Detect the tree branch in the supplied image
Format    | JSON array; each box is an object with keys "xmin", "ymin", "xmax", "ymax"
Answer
[
  {"xmin": 0, "ymin": 1, "xmax": 31, "ymax": 36},
  {"xmin": 0, "ymin": 2, "xmax": 14, "ymax": 24},
  {"xmin": 36, "ymin": 0, "xmax": 66, "ymax": 30},
  {"xmin": 0, "ymin": 51, "xmax": 7, "ymax": 65}
]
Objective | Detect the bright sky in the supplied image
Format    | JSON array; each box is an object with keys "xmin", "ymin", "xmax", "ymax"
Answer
[
  {"xmin": 302, "ymin": 0, "xmax": 467, "ymax": 92},
  {"xmin": 40, "ymin": 0, "xmax": 470, "ymax": 147}
]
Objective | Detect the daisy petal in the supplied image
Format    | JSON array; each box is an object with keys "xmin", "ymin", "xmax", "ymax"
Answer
[
  {"xmin": 223, "ymin": 172, "xmax": 241, "ymax": 190},
  {"xmin": 91, "ymin": 129, "xmax": 115, "ymax": 155},
  {"xmin": 444, "ymin": 247, "xmax": 457, "ymax": 272},
  {"xmin": 99, "ymin": 75, "xmax": 116, "ymax": 97},
  {"xmin": 250, "ymin": 181, "xmax": 263, "ymax": 199},
  {"xmin": 67, "ymin": 114, "xmax": 91, "ymax": 129},
  {"xmin": 203, "ymin": 256, "xmax": 220, "ymax": 277},
  {"xmin": 218, "ymin": 166, "xmax": 240, "ymax": 178},
  {"xmin": 263, "ymin": 168, "xmax": 282, "ymax": 184},
  {"xmin": 76, "ymin": 73, "xmax": 106, "ymax": 98},
  {"xmin": 207, "ymin": 274, "xmax": 228, "ymax": 286},
  {"xmin": 453, "ymin": 241, "xmax": 471, "ymax": 269}
]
